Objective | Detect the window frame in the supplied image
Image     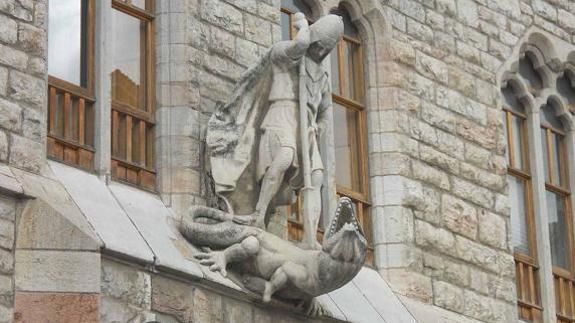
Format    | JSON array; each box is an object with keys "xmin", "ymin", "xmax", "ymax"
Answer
[
  {"xmin": 47, "ymin": 0, "xmax": 97, "ymax": 171},
  {"xmin": 503, "ymin": 104, "xmax": 543, "ymax": 321},
  {"xmin": 331, "ymin": 32, "xmax": 372, "ymax": 265},
  {"xmin": 110, "ymin": 0, "xmax": 156, "ymax": 191},
  {"xmin": 539, "ymin": 111, "xmax": 575, "ymax": 323}
]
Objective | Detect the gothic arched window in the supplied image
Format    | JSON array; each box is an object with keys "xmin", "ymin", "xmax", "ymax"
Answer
[
  {"xmin": 504, "ymin": 47, "xmax": 575, "ymax": 322},
  {"xmin": 502, "ymin": 80, "xmax": 541, "ymax": 322}
]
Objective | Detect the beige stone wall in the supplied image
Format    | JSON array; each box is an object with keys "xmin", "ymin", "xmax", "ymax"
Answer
[
  {"xmin": 0, "ymin": 0, "xmax": 47, "ymax": 174},
  {"xmin": 0, "ymin": 1, "xmax": 47, "ymax": 322},
  {"xmin": 0, "ymin": 196, "xmax": 16, "ymax": 323},
  {"xmin": 155, "ymin": 0, "xmax": 280, "ymax": 215},
  {"xmin": 100, "ymin": 258, "xmax": 336, "ymax": 323},
  {"xmin": 368, "ymin": 0, "xmax": 575, "ymax": 322}
]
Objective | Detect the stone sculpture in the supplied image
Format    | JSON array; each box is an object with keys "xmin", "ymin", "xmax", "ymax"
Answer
[
  {"xmin": 179, "ymin": 197, "xmax": 367, "ymax": 305},
  {"xmin": 179, "ymin": 12, "xmax": 367, "ymax": 306},
  {"xmin": 207, "ymin": 12, "xmax": 343, "ymax": 249}
]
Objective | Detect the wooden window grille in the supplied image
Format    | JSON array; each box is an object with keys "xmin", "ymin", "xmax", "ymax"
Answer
[
  {"xmin": 539, "ymin": 104, "xmax": 575, "ymax": 323},
  {"xmin": 47, "ymin": 0, "xmax": 96, "ymax": 170},
  {"xmin": 110, "ymin": 0, "xmax": 156, "ymax": 191}
]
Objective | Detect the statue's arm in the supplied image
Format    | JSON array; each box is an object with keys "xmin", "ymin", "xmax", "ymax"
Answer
[{"xmin": 284, "ymin": 12, "xmax": 311, "ymax": 60}]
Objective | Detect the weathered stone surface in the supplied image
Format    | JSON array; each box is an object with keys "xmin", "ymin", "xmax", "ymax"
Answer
[
  {"xmin": 0, "ymin": 98, "xmax": 21, "ymax": 132},
  {"xmin": 16, "ymin": 199, "xmax": 99, "ymax": 251},
  {"xmin": 388, "ymin": 269, "xmax": 433, "ymax": 304},
  {"xmin": 0, "ymin": 249, "xmax": 13, "ymax": 275},
  {"xmin": 151, "ymin": 275, "xmax": 195, "ymax": 322},
  {"xmin": 100, "ymin": 297, "xmax": 155, "ymax": 323},
  {"xmin": 0, "ymin": 14, "xmax": 16, "ymax": 44},
  {"xmin": 0, "ymin": 45, "xmax": 27, "ymax": 70},
  {"xmin": 8, "ymin": 135, "xmax": 42, "ymax": 172},
  {"xmin": 14, "ymin": 292, "xmax": 98, "ymax": 323},
  {"xmin": 200, "ymin": 0, "xmax": 243, "ymax": 34},
  {"xmin": 101, "ymin": 260, "xmax": 151, "ymax": 309},
  {"xmin": 442, "ymin": 194, "xmax": 478, "ymax": 240},
  {"xmin": 17, "ymin": 23, "xmax": 46, "ymax": 57},
  {"xmin": 8, "ymin": 71, "xmax": 45, "ymax": 110},
  {"xmin": 451, "ymin": 178, "xmax": 494, "ymax": 209},
  {"xmin": 245, "ymin": 14, "xmax": 272, "ymax": 46},
  {"xmin": 415, "ymin": 220, "xmax": 455, "ymax": 254},
  {"xmin": 477, "ymin": 210, "xmax": 507, "ymax": 249},
  {"xmin": 433, "ymin": 280, "xmax": 464, "ymax": 313},
  {"xmin": 0, "ymin": 275, "xmax": 12, "ymax": 296},
  {"xmin": 14, "ymin": 250, "xmax": 100, "ymax": 293},
  {"xmin": 0, "ymin": 218, "xmax": 13, "ymax": 250}
]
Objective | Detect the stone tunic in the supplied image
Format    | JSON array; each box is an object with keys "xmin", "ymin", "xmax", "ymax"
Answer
[{"xmin": 257, "ymin": 41, "xmax": 330, "ymax": 188}]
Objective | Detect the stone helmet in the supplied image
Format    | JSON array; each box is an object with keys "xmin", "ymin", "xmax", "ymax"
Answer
[{"xmin": 308, "ymin": 14, "xmax": 344, "ymax": 59}]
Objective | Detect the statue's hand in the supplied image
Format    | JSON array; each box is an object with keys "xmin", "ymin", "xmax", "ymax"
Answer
[{"xmin": 293, "ymin": 12, "xmax": 308, "ymax": 30}]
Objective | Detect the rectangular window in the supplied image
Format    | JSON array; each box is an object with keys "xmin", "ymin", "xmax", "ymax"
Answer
[
  {"xmin": 110, "ymin": 0, "xmax": 155, "ymax": 191},
  {"xmin": 332, "ymin": 32, "xmax": 372, "ymax": 266},
  {"xmin": 47, "ymin": 0, "xmax": 95, "ymax": 170}
]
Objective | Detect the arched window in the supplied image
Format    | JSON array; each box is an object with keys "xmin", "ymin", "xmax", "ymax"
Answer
[
  {"xmin": 502, "ymin": 81, "xmax": 541, "ymax": 321},
  {"xmin": 504, "ymin": 46, "xmax": 575, "ymax": 322},
  {"xmin": 540, "ymin": 101, "xmax": 575, "ymax": 322},
  {"xmin": 330, "ymin": 6, "xmax": 372, "ymax": 264}
]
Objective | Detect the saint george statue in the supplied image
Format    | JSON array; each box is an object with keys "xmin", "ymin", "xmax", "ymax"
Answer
[
  {"xmin": 207, "ymin": 13, "xmax": 344, "ymax": 250},
  {"xmin": 180, "ymin": 13, "xmax": 366, "ymax": 306}
]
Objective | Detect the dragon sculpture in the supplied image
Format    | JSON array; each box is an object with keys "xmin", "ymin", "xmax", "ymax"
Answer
[{"xmin": 178, "ymin": 197, "xmax": 367, "ymax": 304}]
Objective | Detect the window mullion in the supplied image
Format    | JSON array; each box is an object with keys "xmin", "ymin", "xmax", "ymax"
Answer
[{"xmin": 507, "ymin": 111, "xmax": 516, "ymax": 168}]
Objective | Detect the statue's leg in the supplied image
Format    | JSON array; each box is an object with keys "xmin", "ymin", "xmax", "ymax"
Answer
[
  {"xmin": 263, "ymin": 262, "xmax": 307, "ymax": 303},
  {"xmin": 302, "ymin": 169, "xmax": 323, "ymax": 250},
  {"xmin": 195, "ymin": 236, "xmax": 260, "ymax": 277},
  {"xmin": 253, "ymin": 147, "xmax": 294, "ymax": 228}
]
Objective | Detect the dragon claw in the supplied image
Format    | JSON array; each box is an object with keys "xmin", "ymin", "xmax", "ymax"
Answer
[{"xmin": 195, "ymin": 251, "xmax": 228, "ymax": 277}]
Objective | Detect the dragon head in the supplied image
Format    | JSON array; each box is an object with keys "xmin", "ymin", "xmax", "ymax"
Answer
[{"xmin": 321, "ymin": 197, "xmax": 367, "ymax": 275}]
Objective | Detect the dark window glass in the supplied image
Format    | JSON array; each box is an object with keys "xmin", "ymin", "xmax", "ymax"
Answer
[{"xmin": 547, "ymin": 191, "xmax": 571, "ymax": 270}]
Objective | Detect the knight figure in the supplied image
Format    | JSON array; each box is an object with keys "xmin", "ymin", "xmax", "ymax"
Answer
[
  {"xmin": 207, "ymin": 13, "xmax": 344, "ymax": 250},
  {"xmin": 180, "ymin": 12, "xmax": 367, "ymax": 306}
]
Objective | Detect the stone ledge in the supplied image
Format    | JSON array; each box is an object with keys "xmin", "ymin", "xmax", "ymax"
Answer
[{"xmin": 7, "ymin": 160, "xmax": 418, "ymax": 322}]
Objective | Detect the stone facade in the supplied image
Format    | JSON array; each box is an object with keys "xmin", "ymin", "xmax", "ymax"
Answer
[
  {"xmin": 0, "ymin": 0, "xmax": 572, "ymax": 322},
  {"xmin": 373, "ymin": 0, "xmax": 575, "ymax": 322}
]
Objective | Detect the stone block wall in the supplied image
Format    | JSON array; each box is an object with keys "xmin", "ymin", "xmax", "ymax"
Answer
[
  {"xmin": 370, "ymin": 0, "xmax": 575, "ymax": 322},
  {"xmin": 0, "ymin": 1, "xmax": 47, "ymax": 322},
  {"xmin": 100, "ymin": 259, "xmax": 336, "ymax": 323},
  {"xmin": 0, "ymin": 0, "xmax": 47, "ymax": 174},
  {"xmin": 0, "ymin": 196, "xmax": 16, "ymax": 323},
  {"xmin": 155, "ymin": 0, "xmax": 279, "ymax": 215}
]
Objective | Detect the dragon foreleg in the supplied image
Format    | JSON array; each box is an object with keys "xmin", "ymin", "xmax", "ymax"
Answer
[{"xmin": 195, "ymin": 236, "xmax": 260, "ymax": 277}]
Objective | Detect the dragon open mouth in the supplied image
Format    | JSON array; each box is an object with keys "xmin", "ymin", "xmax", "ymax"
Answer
[
  {"xmin": 322, "ymin": 197, "xmax": 367, "ymax": 264},
  {"xmin": 325, "ymin": 197, "xmax": 363, "ymax": 239}
]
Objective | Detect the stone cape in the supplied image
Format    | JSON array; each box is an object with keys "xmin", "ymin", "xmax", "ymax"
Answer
[{"xmin": 206, "ymin": 46, "xmax": 277, "ymax": 216}]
